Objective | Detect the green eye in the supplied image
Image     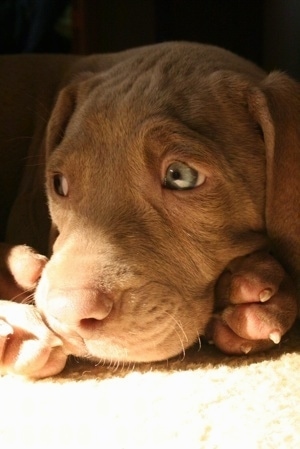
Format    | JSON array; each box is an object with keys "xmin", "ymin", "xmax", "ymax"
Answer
[{"xmin": 163, "ymin": 162, "xmax": 205, "ymax": 190}]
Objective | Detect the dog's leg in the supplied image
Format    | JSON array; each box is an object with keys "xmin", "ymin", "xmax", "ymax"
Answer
[
  {"xmin": 0, "ymin": 243, "xmax": 47, "ymax": 302},
  {"xmin": 0, "ymin": 243, "xmax": 68, "ymax": 378},
  {"xmin": 207, "ymin": 251, "xmax": 298, "ymax": 354}
]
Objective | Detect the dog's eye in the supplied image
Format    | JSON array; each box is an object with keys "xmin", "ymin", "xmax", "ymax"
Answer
[
  {"xmin": 53, "ymin": 174, "xmax": 69, "ymax": 197},
  {"xmin": 163, "ymin": 162, "xmax": 205, "ymax": 190}
]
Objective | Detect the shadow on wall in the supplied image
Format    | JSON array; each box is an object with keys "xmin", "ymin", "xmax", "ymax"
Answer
[
  {"xmin": 0, "ymin": 0, "xmax": 299, "ymax": 79},
  {"xmin": 263, "ymin": 0, "xmax": 300, "ymax": 80},
  {"xmin": 0, "ymin": 0, "xmax": 71, "ymax": 53}
]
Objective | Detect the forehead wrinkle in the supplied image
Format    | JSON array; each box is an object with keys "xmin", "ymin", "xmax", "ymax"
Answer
[
  {"xmin": 140, "ymin": 116, "xmax": 220, "ymax": 165},
  {"xmin": 142, "ymin": 123, "xmax": 241, "ymax": 193}
]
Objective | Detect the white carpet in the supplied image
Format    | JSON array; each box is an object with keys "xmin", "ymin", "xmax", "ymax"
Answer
[{"xmin": 1, "ymin": 322, "xmax": 300, "ymax": 449}]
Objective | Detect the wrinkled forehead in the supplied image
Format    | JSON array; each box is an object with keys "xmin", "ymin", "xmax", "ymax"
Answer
[
  {"xmin": 67, "ymin": 61, "xmax": 226, "ymax": 149},
  {"xmin": 53, "ymin": 48, "xmax": 259, "ymax": 174},
  {"xmin": 86, "ymin": 46, "xmax": 238, "ymax": 110}
]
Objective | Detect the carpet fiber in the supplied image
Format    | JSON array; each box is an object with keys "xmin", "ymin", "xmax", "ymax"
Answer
[{"xmin": 1, "ymin": 322, "xmax": 300, "ymax": 449}]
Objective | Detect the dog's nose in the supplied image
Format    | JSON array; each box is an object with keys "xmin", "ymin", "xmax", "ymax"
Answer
[{"xmin": 47, "ymin": 288, "xmax": 113, "ymax": 337}]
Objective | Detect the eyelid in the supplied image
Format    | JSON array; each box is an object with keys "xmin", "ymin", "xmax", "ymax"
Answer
[
  {"xmin": 163, "ymin": 161, "xmax": 207, "ymax": 190},
  {"xmin": 52, "ymin": 173, "xmax": 69, "ymax": 197},
  {"xmin": 161, "ymin": 156, "xmax": 210, "ymax": 185}
]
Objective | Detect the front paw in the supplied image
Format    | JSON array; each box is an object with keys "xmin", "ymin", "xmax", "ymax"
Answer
[
  {"xmin": 0, "ymin": 301, "xmax": 67, "ymax": 378},
  {"xmin": 206, "ymin": 251, "xmax": 298, "ymax": 355},
  {"xmin": 0, "ymin": 243, "xmax": 47, "ymax": 302}
]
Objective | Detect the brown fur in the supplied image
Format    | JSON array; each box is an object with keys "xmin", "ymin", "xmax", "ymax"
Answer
[{"xmin": 0, "ymin": 42, "xmax": 299, "ymax": 377}]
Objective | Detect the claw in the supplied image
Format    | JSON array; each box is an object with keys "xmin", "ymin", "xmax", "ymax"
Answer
[
  {"xmin": 240, "ymin": 344, "xmax": 252, "ymax": 354},
  {"xmin": 259, "ymin": 288, "xmax": 273, "ymax": 302},
  {"xmin": 269, "ymin": 331, "xmax": 281, "ymax": 344}
]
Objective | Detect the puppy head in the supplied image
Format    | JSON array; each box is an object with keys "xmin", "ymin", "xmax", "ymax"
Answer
[{"xmin": 35, "ymin": 44, "xmax": 269, "ymax": 363}]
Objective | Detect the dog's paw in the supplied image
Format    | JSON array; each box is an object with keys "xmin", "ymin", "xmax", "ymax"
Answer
[
  {"xmin": 0, "ymin": 300, "xmax": 67, "ymax": 378},
  {"xmin": 206, "ymin": 251, "xmax": 298, "ymax": 354},
  {"xmin": 0, "ymin": 243, "xmax": 48, "ymax": 302}
]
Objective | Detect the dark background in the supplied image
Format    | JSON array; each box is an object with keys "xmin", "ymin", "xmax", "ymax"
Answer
[{"xmin": 1, "ymin": 0, "xmax": 300, "ymax": 79}]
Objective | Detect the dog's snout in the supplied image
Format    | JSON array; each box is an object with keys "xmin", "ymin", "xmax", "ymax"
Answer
[{"xmin": 47, "ymin": 288, "xmax": 113, "ymax": 337}]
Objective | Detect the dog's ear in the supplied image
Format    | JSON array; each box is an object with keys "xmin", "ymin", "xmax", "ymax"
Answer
[
  {"xmin": 46, "ymin": 72, "xmax": 93, "ymax": 157},
  {"xmin": 248, "ymin": 72, "xmax": 300, "ymax": 278},
  {"xmin": 46, "ymin": 84, "xmax": 76, "ymax": 155}
]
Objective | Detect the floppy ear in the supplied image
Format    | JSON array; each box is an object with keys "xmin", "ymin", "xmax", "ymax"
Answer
[
  {"xmin": 248, "ymin": 72, "xmax": 300, "ymax": 279},
  {"xmin": 46, "ymin": 84, "xmax": 76, "ymax": 156},
  {"xmin": 45, "ymin": 72, "xmax": 94, "ymax": 253},
  {"xmin": 46, "ymin": 72, "xmax": 94, "ymax": 157},
  {"xmin": 44, "ymin": 85, "xmax": 74, "ymax": 254}
]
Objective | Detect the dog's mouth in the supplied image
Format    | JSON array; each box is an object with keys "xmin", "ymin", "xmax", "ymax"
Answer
[
  {"xmin": 42, "ymin": 308, "xmax": 195, "ymax": 363},
  {"xmin": 35, "ymin": 278, "xmax": 212, "ymax": 363}
]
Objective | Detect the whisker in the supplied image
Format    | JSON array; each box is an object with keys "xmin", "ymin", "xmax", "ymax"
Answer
[
  {"xmin": 197, "ymin": 332, "xmax": 202, "ymax": 352},
  {"xmin": 178, "ymin": 339, "xmax": 186, "ymax": 361},
  {"xmin": 164, "ymin": 310, "xmax": 187, "ymax": 360},
  {"xmin": 21, "ymin": 154, "xmax": 46, "ymax": 169},
  {"xmin": 24, "ymin": 100, "xmax": 51, "ymax": 126},
  {"xmin": 10, "ymin": 290, "xmax": 35, "ymax": 304},
  {"xmin": 94, "ymin": 357, "xmax": 105, "ymax": 367},
  {"xmin": 112, "ymin": 360, "xmax": 120, "ymax": 372},
  {"xmin": 25, "ymin": 162, "xmax": 47, "ymax": 168},
  {"xmin": 108, "ymin": 358, "xmax": 115, "ymax": 369},
  {"xmin": 164, "ymin": 310, "xmax": 189, "ymax": 343},
  {"xmin": 34, "ymin": 101, "xmax": 52, "ymax": 122}
]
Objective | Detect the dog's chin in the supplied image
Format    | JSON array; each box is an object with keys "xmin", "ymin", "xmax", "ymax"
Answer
[
  {"xmin": 75, "ymin": 339, "xmax": 188, "ymax": 364},
  {"xmin": 40, "ymin": 313, "xmax": 199, "ymax": 364},
  {"xmin": 34, "ymin": 269, "xmax": 213, "ymax": 364}
]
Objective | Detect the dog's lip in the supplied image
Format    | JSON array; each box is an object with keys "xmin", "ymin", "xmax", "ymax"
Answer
[
  {"xmin": 38, "ymin": 282, "xmax": 204, "ymax": 361},
  {"xmin": 42, "ymin": 305, "xmax": 182, "ymax": 362},
  {"xmin": 43, "ymin": 316, "xmax": 124, "ymax": 359},
  {"xmin": 41, "ymin": 314, "xmax": 87, "ymax": 356},
  {"xmin": 42, "ymin": 311, "xmax": 125, "ymax": 358}
]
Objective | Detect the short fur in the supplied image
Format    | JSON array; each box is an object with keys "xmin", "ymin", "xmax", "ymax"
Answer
[{"xmin": 0, "ymin": 42, "xmax": 299, "ymax": 377}]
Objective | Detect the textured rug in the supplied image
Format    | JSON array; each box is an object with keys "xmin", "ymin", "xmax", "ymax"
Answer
[{"xmin": 1, "ymin": 321, "xmax": 300, "ymax": 449}]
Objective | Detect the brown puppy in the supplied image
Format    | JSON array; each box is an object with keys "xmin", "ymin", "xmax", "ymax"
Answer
[{"xmin": 0, "ymin": 42, "xmax": 298, "ymax": 378}]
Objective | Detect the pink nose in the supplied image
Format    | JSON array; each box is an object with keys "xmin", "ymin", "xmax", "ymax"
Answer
[{"xmin": 47, "ymin": 288, "xmax": 113, "ymax": 338}]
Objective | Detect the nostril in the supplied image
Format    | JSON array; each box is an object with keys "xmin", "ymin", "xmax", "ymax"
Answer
[
  {"xmin": 81, "ymin": 296, "xmax": 113, "ymax": 321},
  {"xmin": 46, "ymin": 288, "xmax": 114, "ymax": 328},
  {"xmin": 80, "ymin": 317, "xmax": 103, "ymax": 331}
]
